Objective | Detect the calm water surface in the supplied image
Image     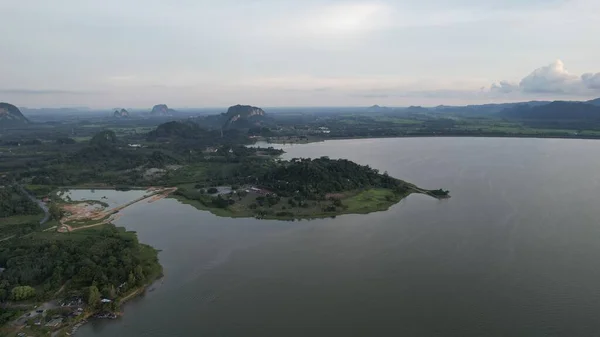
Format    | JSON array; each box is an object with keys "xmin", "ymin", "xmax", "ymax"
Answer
[{"xmin": 77, "ymin": 137, "xmax": 600, "ymax": 337}]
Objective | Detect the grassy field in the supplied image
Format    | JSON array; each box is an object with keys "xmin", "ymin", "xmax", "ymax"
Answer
[{"xmin": 342, "ymin": 188, "xmax": 407, "ymax": 214}]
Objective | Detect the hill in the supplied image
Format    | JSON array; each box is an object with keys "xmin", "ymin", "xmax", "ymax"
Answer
[
  {"xmin": 430, "ymin": 101, "xmax": 550, "ymax": 116},
  {"xmin": 146, "ymin": 120, "xmax": 249, "ymax": 147},
  {"xmin": 257, "ymin": 157, "xmax": 415, "ymax": 198},
  {"xmin": 71, "ymin": 130, "xmax": 178, "ymax": 171},
  {"xmin": 223, "ymin": 105, "xmax": 267, "ymax": 128},
  {"xmin": 501, "ymin": 101, "xmax": 600, "ymax": 120},
  {"xmin": 588, "ymin": 97, "xmax": 600, "ymax": 106},
  {"xmin": 0, "ymin": 102, "xmax": 30, "ymax": 126},
  {"xmin": 113, "ymin": 108, "xmax": 130, "ymax": 118},
  {"xmin": 147, "ymin": 121, "xmax": 203, "ymax": 140},
  {"xmin": 150, "ymin": 104, "xmax": 176, "ymax": 116}
]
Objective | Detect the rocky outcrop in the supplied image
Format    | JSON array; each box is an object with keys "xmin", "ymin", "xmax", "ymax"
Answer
[
  {"xmin": 225, "ymin": 105, "xmax": 265, "ymax": 121},
  {"xmin": 0, "ymin": 102, "xmax": 29, "ymax": 126},
  {"xmin": 222, "ymin": 105, "xmax": 266, "ymax": 129},
  {"xmin": 150, "ymin": 104, "xmax": 176, "ymax": 116},
  {"xmin": 113, "ymin": 108, "xmax": 130, "ymax": 118}
]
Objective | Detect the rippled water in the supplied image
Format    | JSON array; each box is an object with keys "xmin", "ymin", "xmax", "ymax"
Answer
[{"xmin": 77, "ymin": 137, "xmax": 600, "ymax": 337}]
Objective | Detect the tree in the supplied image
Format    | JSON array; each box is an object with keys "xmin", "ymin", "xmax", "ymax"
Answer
[
  {"xmin": 102, "ymin": 285, "xmax": 117, "ymax": 299},
  {"xmin": 10, "ymin": 286, "xmax": 36, "ymax": 301},
  {"xmin": 134, "ymin": 265, "xmax": 145, "ymax": 286},
  {"xmin": 128, "ymin": 272, "xmax": 136, "ymax": 288},
  {"xmin": 49, "ymin": 203, "xmax": 64, "ymax": 221},
  {"xmin": 87, "ymin": 285, "xmax": 101, "ymax": 308}
]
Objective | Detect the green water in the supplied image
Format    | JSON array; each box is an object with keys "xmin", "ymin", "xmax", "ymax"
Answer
[{"xmin": 78, "ymin": 137, "xmax": 600, "ymax": 336}]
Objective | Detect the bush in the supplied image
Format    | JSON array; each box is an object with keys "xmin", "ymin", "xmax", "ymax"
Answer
[
  {"xmin": 430, "ymin": 189, "xmax": 449, "ymax": 197},
  {"xmin": 207, "ymin": 187, "xmax": 218, "ymax": 194},
  {"xmin": 10, "ymin": 286, "xmax": 36, "ymax": 301}
]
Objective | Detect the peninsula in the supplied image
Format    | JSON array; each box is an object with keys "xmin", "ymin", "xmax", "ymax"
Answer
[{"xmin": 173, "ymin": 157, "xmax": 449, "ymax": 220}]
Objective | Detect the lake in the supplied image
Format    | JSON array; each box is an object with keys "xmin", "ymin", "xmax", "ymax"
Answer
[{"xmin": 77, "ymin": 137, "xmax": 600, "ymax": 336}]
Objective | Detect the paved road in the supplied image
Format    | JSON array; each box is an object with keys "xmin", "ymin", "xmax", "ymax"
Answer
[{"xmin": 17, "ymin": 185, "xmax": 50, "ymax": 225}]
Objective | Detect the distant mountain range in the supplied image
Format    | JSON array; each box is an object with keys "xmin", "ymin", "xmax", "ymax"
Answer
[
  {"xmin": 0, "ymin": 102, "xmax": 29, "ymax": 126},
  {"xmin": 588, "ymin": 97, "xmax": 600, "ymax": 106},
  {"xmin": 500, "ymin": 100, "xmax": 600, "ymax": 120},
  {"xmin": 370, "ymin": 97, "xmax": 600, "ymax": 120}
]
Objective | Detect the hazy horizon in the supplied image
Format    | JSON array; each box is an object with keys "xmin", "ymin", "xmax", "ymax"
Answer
[
  {"xmin": 2, "ymin": 0, "xmax": 599, "ymax": 108},
  {"xmin": 14, "ymin": 95, "xmax": 600, "ymax": 112}
]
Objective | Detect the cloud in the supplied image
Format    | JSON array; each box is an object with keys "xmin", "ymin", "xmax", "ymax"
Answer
[
  {"xmin": 490, "ymin": 81, "xmax": 519, "ymax": 93},
  {"xmin": 519, "ymin": 60, "xmax": 579, "ymax": 93},
  {"xmin": 582, "ymin": 73, "xmax": 600, "ymax": 89},
  {"xmin": 491, "ymin": 60, "xmax": 600, "ymax": 95}
]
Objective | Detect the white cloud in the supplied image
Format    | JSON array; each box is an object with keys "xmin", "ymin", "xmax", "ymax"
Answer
[
  {"xmin": 519, "ymin": 60, "xmax": 580, "ymax": 93},
  {"xmin": 490, "ymin": 81, "xmax": 519, "ymax": 93},
  {"xmin": 491, "ymin": 60, "xmax": 600, "ymax": 95}
]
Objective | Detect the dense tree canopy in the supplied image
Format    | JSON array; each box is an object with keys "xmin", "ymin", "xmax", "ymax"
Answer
[
  {"xmin": 0, "ymin": 186, "xmax": 40, "ymax": 218},
  {"xmin": 0, "ymin": 227, "xmax": 161, "ymax": 302},
  {"xmin": 257, "ymin": 157, "xmax": 410, "ymax": 198}
]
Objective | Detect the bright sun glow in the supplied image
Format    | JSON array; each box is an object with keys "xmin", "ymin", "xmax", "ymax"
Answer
[{"xmin": 318, "ymin": 4, "xmax": 389, "ymax": 33}]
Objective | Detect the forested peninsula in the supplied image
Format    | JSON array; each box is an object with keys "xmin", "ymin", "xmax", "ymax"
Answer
[{"xmin": 174, "ymin": 156, "xmax": 449, "ymax": 220}]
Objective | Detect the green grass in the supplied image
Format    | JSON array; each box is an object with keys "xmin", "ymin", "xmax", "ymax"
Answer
[{"xmin": 342, "ymin": 188, "xmax": 405, "ymax": 214}]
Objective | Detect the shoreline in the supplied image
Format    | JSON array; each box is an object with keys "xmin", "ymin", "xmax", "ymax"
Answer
[
  {"xmin": 5, "ymin": 188, "xmax": 172, "ymax": 337},
  {"xmin": 55, "ymin": 275, "xmax": 164, "ymax": 336},
  {"xmin": 256, "ymin": 134, "xmax": 600, "ymax": 146}
]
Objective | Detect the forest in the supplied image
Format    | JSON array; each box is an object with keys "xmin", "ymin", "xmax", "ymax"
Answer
[
  {"xmin": 0, "ymin": 186, "xmax": 40, "ymax": 218},
  {"xmin": 257, "ymin": 157, "xmax": 411, "ymax": 198},
  {"xmin": 0, "ymin": 226, "xmax": 161, "ymax": 302}
]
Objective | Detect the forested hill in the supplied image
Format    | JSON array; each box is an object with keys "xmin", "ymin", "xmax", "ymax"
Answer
[
  {"xmin": 257, "ymin": 157, "xmax": 415, "ymax": 198},
  {"xmin": 588, "ymin": 97, "xmax": 600, "ymax": 106},
  {"xmin": 147, "ymin": 121, "xmax": 204, "ymax": 140},
  {"xmin": 501, "ymin": 101, "xmax": 600, "ymax": 120},
  {"xmin": 146, "ymin": 120, "xmax": 249, "ymax": 146}
]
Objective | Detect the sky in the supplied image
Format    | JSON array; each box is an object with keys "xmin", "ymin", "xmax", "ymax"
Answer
[{"xmin": 1, "ymin": 0, "xmax": 599, "ymax": 108}]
